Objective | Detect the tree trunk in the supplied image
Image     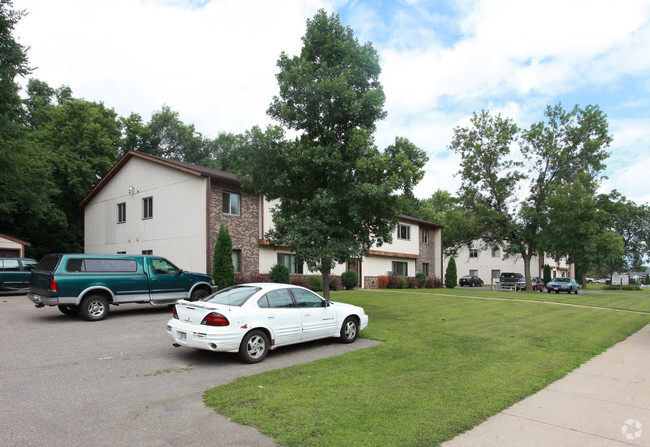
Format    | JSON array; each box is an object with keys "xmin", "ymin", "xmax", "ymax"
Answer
[
  {"xmin": 522, "ymin": 251, "xmax": 533, "ymax": 291},
  {"xmin": 322, "ymin": 267, "xmax": 331, "ymax": 302}
]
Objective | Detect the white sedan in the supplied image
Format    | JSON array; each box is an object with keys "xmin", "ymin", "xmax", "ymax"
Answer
[{"xmin": 167, "ymin": 283, "xmax": 369, "ymax": 363}]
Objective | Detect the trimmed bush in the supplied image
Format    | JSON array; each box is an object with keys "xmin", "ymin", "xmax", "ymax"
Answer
[
  {"xmin": 399, "ymin": 276, "xmax": 408, "ymax": 289},
  {"xmin": 308, "ymin": 275, "xmax": 323, "ymax": 292},
  {"xmin": 426, "ymin": 276, "xmax": 443, "ymax": 288},
  {"xmin": 212, "ymin": 223, "xmax": 235, "ymax": 290},
  {"xmin": 407, "ymin": 276, "xmax": 419, "ymax": 289},
  {"xmin": 329, "ymin": 275, "xmax": 342, "ymax": 291},
  {"xmin": 387, "ymin": 275, "xmax": 401, "ymax": 289},
  {"xmin": 416, "ymin": 272, "xmax": 427, "ymax": 288},
  {"xmin": 270, "ymin": 263, "xmax": 291, "ymax": 284},
  {"xmin": 377, "ymin": 276, "xmax": 389, "ymax": 288},
  {"xmin": 341, "ymin": 270, "xmax": 360, "ymax": 290},
  {"xmin": 290, "ymin": 275, "xmax": 311, "ymax": 289}
]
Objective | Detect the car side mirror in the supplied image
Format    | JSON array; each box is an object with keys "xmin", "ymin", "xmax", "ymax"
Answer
[{"xmin": 177, "ymin": 269, "xmax": 183, "ymax": 275}]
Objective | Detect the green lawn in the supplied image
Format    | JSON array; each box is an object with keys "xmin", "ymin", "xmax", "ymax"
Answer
[
  {"xmin": 426, "ymin": 287, "xmax": 650, "ymax": 313},
  {"xmin": 204, "ymin": 289, "xmax": 650, "ymax": 446}
]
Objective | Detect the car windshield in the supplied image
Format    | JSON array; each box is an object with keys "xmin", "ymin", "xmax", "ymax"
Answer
[
  {"xmin": 554, "ymin": 278, "xmax": 570, "ymax": 283},
  {"xmin": 203, "ymin": 285, "xmax": 261, "ymax": 306}
]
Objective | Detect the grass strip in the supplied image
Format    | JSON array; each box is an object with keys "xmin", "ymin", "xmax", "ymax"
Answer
[{"xmin": 204, "ymin": 290, "xmax": 650, "ymax": 446}]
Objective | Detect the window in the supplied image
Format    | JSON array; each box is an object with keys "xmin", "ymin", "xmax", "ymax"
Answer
[
  {"xmin": 259, "ymin": 289, "xmax": 295, "ymax": 308},
  {"xmin": 292, "ymin": 288, "xmax": 324, "ymax": 308},
  {"xmin": 116, "ymin": 251, "xmax": 126, "ymax": 255},
  {"xmin": 117, "ymin": 202, "xmax": 126, "ymax": 223},
  {"xmin": 397, "ymin": 224, "xmax": 411, "ymax": 240},
  {"xmin": 470, "ymin": 269, "xmax": 478, "ymax": 276},
  {"xmin": 151, "ymin": 258, "xmax": 178, "ymax": 275},
  {"xmin": 142, "ymin": 197, "xmax": 153, "ymax": 219},
  {"xmin": 232, "ymin": 249, "xmax": 242, "ymax": 273},
  {"xmin": 469, "ymin": 249, "xmax": 478, "ymax": 258},
  {"xmin": 142, "ymin": 250, "xmax": 153, "ymax": 255},
  {"xmin": 422, "ymin": 230, "xmax": 429, "ymax": 244},
  {"xmin": 492, "ymin": 269, "xmax": 500, "ymax": 279},
  {"xmin": 1, "ymin": 260, "xmax": 20, "ymax": 271},
  {"xmin": 491, "ymin": 248, "xmax": 500, "ymax": 258},
  {"xmin": 222, "ymin": 192, "xmax": 240, "ymax": 215},
  {"xmin": 392, "ymin": 261, "xmax": 408, "ymax": 276},
  {"xmin": 65, "ymin": 258, "xmax": 138, "ymax": 273},
  {"xmin": 422, "ymin": 263, "xmax": 429, "ymax": 276},
  {"xmin": 278, "ymin": 253, "xmax": 303, "ymax": 274}
]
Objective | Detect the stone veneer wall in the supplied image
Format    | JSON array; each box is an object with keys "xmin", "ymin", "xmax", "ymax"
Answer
[
  {"xmin": 418, "ymin": 226, "xmax": 437, "ymax": 277},
  {"xmin": 208, "ymin": 182, "xmax": 260, "ymax": 278},
  {"xmin": 364, "ymin": 276, "xmax": 379, "ymax": 289}
]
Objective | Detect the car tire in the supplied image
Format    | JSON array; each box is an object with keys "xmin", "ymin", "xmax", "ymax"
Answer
[
  {"xmin": 58, "ymin": 305, "xmax": 80, "ymax": 316},
  {"xmin": 80, "ymin": 295, "xmax": 109, "ymax": 321},
  {"xmin": 574, "ymin": 289, "xmax": 578, "ymax": 294},
  {"xmin": 555, "ymin": 290, "xmax": 559, "ymax": 294},
  {"xmin": 190, "ymin": 288, "xmax": 209, "ymax": 301},
  {"xmin": 469, "ymin": 283, "xmax": 473, "ymax": 287},
  {"xmin": 238, "ymin": 330, "xmax": 269, "ymax": 363},
  {"xmin": 340, "ymin": 316, "xmax": 359, "ymax": 343}
]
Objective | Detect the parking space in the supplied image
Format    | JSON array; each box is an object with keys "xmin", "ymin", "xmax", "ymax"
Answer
[{"xmin": 0, "ymin": 294, "xmax": 378, "ymax": 447}]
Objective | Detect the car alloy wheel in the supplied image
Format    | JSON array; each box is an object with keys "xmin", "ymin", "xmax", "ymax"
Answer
[{"xmin": 239, "ymin": 330, "xmax": 269, "ymax": 363}]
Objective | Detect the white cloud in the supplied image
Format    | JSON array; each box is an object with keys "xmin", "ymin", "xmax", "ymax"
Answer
[{"xmin": 13, "ymin": 0, "xmax": 650, "ymax": 205}]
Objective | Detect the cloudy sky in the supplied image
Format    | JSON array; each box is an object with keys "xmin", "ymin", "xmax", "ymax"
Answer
[{"xmin": 13, "ymin": 0, "xmax": 650, "ymax": 204}]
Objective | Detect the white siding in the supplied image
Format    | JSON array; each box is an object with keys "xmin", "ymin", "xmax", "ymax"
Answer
[{"xmin": 84, "ymin": 157, "xmax": 208, "ymax": 272}]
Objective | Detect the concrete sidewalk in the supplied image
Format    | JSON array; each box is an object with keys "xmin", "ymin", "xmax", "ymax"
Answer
[{"xmin": 443, "ymin": 324, "xmax": 650, "ymax": 447}]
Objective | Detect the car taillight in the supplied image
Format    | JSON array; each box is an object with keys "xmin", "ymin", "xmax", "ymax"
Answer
[
  {"xmin": 201, "ymin": 312, "xmax": 229, "ymax": 326},
  {"xmin": 50, "ymin": 279, "xmax": 58, "ymax": 293},
  {"xmin": 172, "ymin": 306, "xmax": 179, "ymax": 319}
]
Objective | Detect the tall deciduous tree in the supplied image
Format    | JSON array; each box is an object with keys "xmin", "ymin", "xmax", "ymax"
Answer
[
  {"xmin": 243, "ymin": 10, "xmax": 427, "ymax": 300},
  {"xmin": 449, "ymin": 104, "xmax": 612, "ymax": 290}
]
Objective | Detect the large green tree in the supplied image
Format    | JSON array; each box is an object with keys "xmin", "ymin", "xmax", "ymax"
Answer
[
  {"xmin": 242, "ymin": 10, "xmax": 427, "ymax": 299},
  {"xmin": 449, "ymin": 104, "xmax": 612, "ymax": 290}
]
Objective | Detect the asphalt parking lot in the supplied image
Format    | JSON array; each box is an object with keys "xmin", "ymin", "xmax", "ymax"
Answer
[{"xmin": 0, "ymin": 294, "xmax": 379, "ymax": 447}]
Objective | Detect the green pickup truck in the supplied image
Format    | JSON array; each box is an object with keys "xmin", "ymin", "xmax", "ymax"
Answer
[{"xmin": 28, "ymin": 254, "xmax": 215, "ymax": 321}]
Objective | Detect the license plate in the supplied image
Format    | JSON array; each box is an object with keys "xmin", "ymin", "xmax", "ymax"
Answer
[{"xmin": 178, "ymin": 331, "xmax": 187, "ymax": 341}]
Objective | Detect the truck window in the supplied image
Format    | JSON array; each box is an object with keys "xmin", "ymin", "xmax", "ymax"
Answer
[
  {"xmin": 36, "ymin": 255, "xmax": 61, "ymax": 273},
  {"xmin": 151, "ymin": 258, "xmax": 178, "ymax": 275},
  {"xmin": 66, "ymin": 258, "xmax": 138, "ymax": 273}
]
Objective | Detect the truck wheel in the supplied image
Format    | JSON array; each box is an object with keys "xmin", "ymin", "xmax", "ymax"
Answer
[
  {"xmin": 58, "ymin": 305, "xmax": 80, "ymax": 316},
  {"xmin": 80, "ymin": 295, "xmax": 109, "ymax": 321},
  {"xmin": 190, "ymin": 288, "xmax": 209, "ymax": 301}
]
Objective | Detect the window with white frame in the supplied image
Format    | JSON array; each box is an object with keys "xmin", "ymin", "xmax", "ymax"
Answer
[
  {"xmin": 392, "ymin": 261, "xmax": 408, "ymax": 276},
  {"xmin": 397, "ymin": 224, "xmax": 411, "ymax": 240},
  {"xmin": 492, "ymin": 269, "xmax": 500, "ymax": 279},
  {"xmin": 117, "ymin": 202, "xmax": 126, "ymax": 223},
  {"xmin": 222, "ymin": 192, "xmax": 240, "ymax": 215},
  {"xmin": 469, "ymin": 249, "xmax": 478, "ymax": 258},
  {"xmin": 142, "ymin": 197, "xmax": 153, "ymax": 219},
  {"xmin": 491, "ymin": 248, "xmax": 500, "ymax": 258}
]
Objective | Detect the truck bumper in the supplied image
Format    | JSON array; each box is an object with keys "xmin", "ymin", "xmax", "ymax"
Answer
[{"xmin": 27, "ymin": 293, "xmax": 59, "ymax": 306}]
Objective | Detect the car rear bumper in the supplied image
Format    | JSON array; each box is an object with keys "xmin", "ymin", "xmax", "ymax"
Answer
[{"xmin": 166, "ymin": 319, "xmax": 243, "ymax": 353}]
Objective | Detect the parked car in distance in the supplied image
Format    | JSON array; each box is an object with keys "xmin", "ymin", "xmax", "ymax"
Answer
[
  {"xmin": 515, "ymin": 276, "xmax": 544, "ymax": 291},
  {"xmin": 28, "ymin": 254, "xmax": 215, "ymax": 321},
  {"xmin": 0, "ymin": 257, "xmax": 38, "ymax": 291},
  {"xmin": 594, "ymin": 278, "xmax": 611, "ymax": 285},
  {"xmin": 499, "ymin": 272, "xmax": 523, "ymax": 285},
  {"xmin": 546, "ymin": 277, "xmax": 579, "ymax": 294},
  {"xmin": 459, "ymin": 275, "xmax": 484, "ymax": 287},
  {"xmin": 167, "ymin": 283, "xmax": 369, "ymax": 363}
]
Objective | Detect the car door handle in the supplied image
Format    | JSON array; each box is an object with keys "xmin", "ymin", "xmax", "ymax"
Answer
[
  {"xmin": 267, "ymin": 315, "xmax": 275, "ymax": 319},
  {"xmin": 304, "ymin": 313, "xmax": 311, "ymax": 317}
]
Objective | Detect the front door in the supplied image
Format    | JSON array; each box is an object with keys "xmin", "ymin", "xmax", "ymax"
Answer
[{"xmin": 147, "ymin": 257, "xmax": 187, "ymax": 302}]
